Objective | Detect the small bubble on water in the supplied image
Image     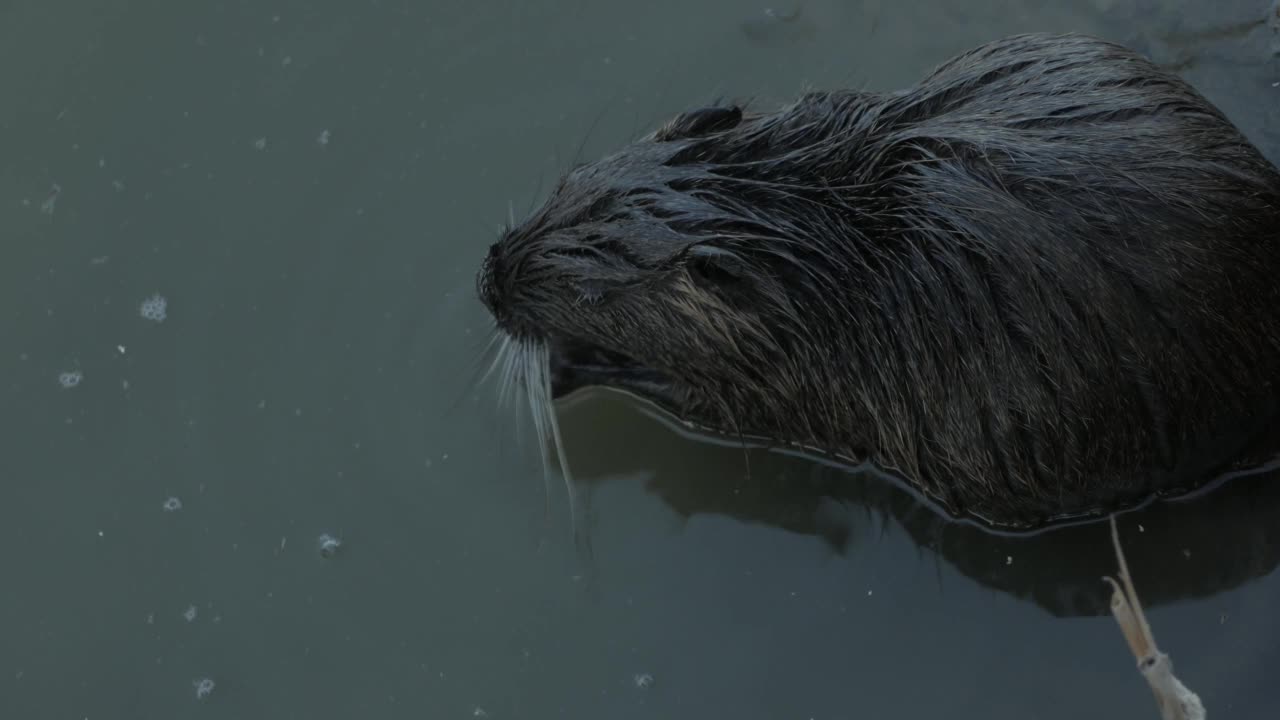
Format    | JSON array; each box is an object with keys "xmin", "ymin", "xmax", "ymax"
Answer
[
  {"xmin": 58, "ymin": 370, "xmax": 83, "ymax": 389},
  {"xmin": 634, "ymin": 673, "xmax": 654, "ymax": 689},
  {"xmin": 253, "ymin": 137, "xmax": 267, "ymax": 150},
  {"xmin": 139, "ymin": 293, "xmax": 167, "ymax": 322},
  {"xmin": 182, "ymin": 605, "xmax": 198, "ymax": 622},
  {"xmin": 472, "ymin": 708, "xmax": 489, "ymax": 718},
  {"xmin": 317, "ymin": 129, "xmax": 330, "ymax": 146},
  {"xmin": 193, "ymin": 677, "xmax": 215, "ymax": 699},
  {"xmin": 317, "ymin": 533, "xmax": 342, "ymax": 558},
  {"xmin": 162, "ymin": 497, "xmax": 183, "ymax": 512}
]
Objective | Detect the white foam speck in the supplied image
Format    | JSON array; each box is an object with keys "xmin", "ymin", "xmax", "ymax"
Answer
[
  {"xmin": 317, "ymin": 533, "xmax": 343, "ymax": 558},
  {"xmin": 193, "ymin": 677, "xmax": 215, "ymax": 699},
  {"xmin": 139, "ymin": 293, "xmax": 167, "ymax": 322}
]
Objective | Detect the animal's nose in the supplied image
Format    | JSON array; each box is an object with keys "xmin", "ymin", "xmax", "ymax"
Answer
[{"xmin": 477, "ymin": 244, "xmax": 504, "ymax": 318}]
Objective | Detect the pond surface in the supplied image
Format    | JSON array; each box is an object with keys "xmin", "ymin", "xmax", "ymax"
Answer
[{"xmin": 3, "ymin": 0, "xmax": 1279, "ymax": 717}]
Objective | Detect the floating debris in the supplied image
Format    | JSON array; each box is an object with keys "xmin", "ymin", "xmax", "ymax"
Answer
[
  {"xmin": 58, "ymin": 371, "xmax": 83, "ymax": 389},
  {"xmin": 317, "ymin": 533, "xmax": 342, "ymax": 558},
  {"xmin": 162, "ymin": 497, "xmax": 183, "ymax": 512},
  {"xmin": 40, "ymin": 183, "xmax": 61, "ymax": 215},
  {"xmin": 183, "ymin": 605, "xmax": 198, "ymax": 622},
  {"xmin": 193, "ymin": 677, "xmax": 215, "ymax": 699},
  {"xmin": 253, "ymin": 137, "xmax": 267, "ymax": 150},
  {"xmin": 633, "ymin": 672, "xmax": 655, "ymax": 689},
  {"xmin": 472, "ymin": 708, "xmax": 489, "ymax": 718},
  {"xmin": 281, "ymin": 55, "xmax": 293, "ymax": 67},
  {"xmin": 317, "ymin": 129, "xmax": 331, "ymax": 146},
  {"xmin": 139, "ymin": 293, "xmax": 168, "ymax": 322}
]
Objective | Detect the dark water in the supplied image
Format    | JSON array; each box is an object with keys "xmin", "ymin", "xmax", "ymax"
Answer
[{"xmin": 4, "ymin": 0, "xmax": 1280, "ymax": 717}]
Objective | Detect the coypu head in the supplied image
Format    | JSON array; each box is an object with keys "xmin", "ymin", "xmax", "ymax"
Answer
[
  {"xmin": 477, "ymin": 33, "xmax": 1280, "ymax": 528},
  {"xmin": 476, "ymin": 100, "xmax": 868, "ymax": 455}
]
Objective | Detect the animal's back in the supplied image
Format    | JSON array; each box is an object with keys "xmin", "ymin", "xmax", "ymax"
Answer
[{"xmin": 840, "ymin": 33, "xmax": 1280, "ymax": 521}]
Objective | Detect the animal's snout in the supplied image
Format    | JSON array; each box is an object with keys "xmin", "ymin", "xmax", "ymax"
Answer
[{"xmin": 477, "ymin": 243, "xmax": 505, "ymax": 320}]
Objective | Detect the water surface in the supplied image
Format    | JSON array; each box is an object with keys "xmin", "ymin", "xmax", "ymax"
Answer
[{"xmin": 3, "ymin": 0, "xmax": 1279, "ymax": 717}]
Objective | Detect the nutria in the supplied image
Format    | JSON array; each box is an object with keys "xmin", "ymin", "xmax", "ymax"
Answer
[{"xmin": 476, "ymin": 32, "xmax": 1280, "ymax": 529}]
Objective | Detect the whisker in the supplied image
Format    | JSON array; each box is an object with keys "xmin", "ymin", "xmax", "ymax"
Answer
[
  {"xmin": 499, "ymin": 336, "xmax": 521, "ymax": 408},
  {"xmin": 446, "ymin": 328, "xmax": 509, "ymax": 417},
  {"xmin": 521, "ymin": 343, "xmax": 555, "ymax": 522},
  {"xmin": 478, "ymin": 332, "xmax": 508, "ymax": 389},
  {"xmin": 478, "ymin": 335, "xmax": 589, "ymax": 554},
  {"xmin": 534, "ymin": 345, "xmax": 584, "ymax": 549},
  {"xmin": 523, "ymin": 341, "xmax": 582, "ymax": 539}
]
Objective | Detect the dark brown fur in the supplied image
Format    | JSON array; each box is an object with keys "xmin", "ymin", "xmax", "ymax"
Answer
[{"xmin": 477, "ymin": 33, "xmax": 1280, "ymax": 529}]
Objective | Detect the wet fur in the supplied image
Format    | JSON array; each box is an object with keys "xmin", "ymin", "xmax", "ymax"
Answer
[{"xmin": 478, "ymin": 33, "xmax": 1280, "ymax": 528}]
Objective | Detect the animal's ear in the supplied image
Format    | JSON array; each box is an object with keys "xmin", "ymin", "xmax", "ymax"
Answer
[
  {"xmin": 684, "ymin": 244, "xmax": 749, "ymax": 290},
  {"xmin": 654, "ymin": 106, "xmax": 743, "ymax": 141}
]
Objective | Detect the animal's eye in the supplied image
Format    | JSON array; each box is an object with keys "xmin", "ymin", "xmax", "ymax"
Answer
[
  {"xmin": 594, "ymin": 239, "xmax": 630, "ymax": 257},
  {"xmin": 655, "ymin": 106, "xmax": 743, "ymax": 141},
  {"xmin": 550, "ymin": 246, "xmax": 597, "ymax": 260}
]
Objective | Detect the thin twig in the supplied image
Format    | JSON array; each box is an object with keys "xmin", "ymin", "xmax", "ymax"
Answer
[{"xmin": 1103, "ymin": 515, "xmax": 1206, "ymax": 720}]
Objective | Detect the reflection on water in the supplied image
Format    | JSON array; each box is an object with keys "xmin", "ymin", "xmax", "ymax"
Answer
[{"xmin": 560, "ymin": 389, "xmax": 1280, "ymax": 618}]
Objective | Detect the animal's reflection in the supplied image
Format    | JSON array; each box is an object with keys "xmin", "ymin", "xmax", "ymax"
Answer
[{"xmin": 557, "ymin": 389, "xmax": 1280, "ymax": 617}]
